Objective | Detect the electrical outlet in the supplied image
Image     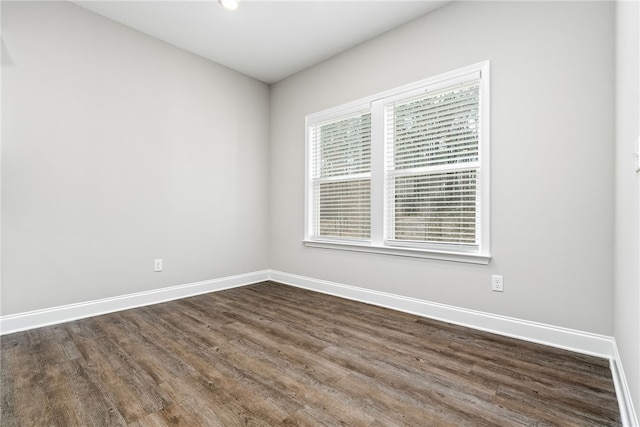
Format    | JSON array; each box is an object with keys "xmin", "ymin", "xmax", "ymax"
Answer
[
  {"xmin": 492, "ymin": 275, "xmax": 503, "ymax": 292},
  {"xmin": 154, "ymin": 259, "xmax": 163, "ymax": 272}
]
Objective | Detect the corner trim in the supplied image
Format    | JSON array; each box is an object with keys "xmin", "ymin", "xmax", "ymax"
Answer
[
  {"xmin": 611, "ymin": 339, "xmax": 640, "ymax": 427},
  {"xmin": 0, "ymin": 270, "xmax": 269, "ymax": 335}
]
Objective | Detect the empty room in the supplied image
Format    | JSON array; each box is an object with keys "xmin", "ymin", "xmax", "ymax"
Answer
[{"xmin": 1, "ymin": 0, "xmax": 639, "ymax": 425}]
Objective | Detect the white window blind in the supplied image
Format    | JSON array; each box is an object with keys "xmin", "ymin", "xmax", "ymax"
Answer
[
  {"xmin": 305, "ymin": 62, "xmax": 490, "ymax": 264},
  {"xmin": 309, "ymin": 111, "xmax": 372, "ymax": 240},
  {"xmin": 385, "ymin": 81, "xmax": 481, "ymax": 247}
]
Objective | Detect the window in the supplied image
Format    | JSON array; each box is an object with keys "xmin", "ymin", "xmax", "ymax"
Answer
[
  {"xmin": 310, "ymin": 110, "xmax": 372, "ymax": 240},
  {"xmin": 305, "ymin": 62, "xmax": 490, "ymax": 264}
]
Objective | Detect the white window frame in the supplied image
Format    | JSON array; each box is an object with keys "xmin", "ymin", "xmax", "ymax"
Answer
[{"xmin": 304, "ymin": 61, "xmax": 491, "ymax": 265}]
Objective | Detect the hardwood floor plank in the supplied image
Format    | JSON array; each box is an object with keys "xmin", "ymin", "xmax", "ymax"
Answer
[
  {"xmin": 225, "ymin": 336, "xmax": 377, "ymax": 426},
  {"xmin": 333, "ymin": 372, "xmax": 458, "ymax": 426},
  {"xmin": 494, "ymin": 385, "xmax": 619, "ymax": 427},
  {"xmin": 205, "ymin": 294, "xmax": 335, "ymax": 353},
  {"xmin": 46, "ymin": 358, "xmax": 128, "ymax": 427},
  {"xmin": 1, "ymin": 281, "xmax": 622, "ymax": 426},
  {"xmin": 92, "ymin": 312, "xmax": 197, "ymax": 385},
  {"xmin": 1, "ymin": 330, "xmax": 58, "ymax": 426},
  {"xmin": 128, "ymin": 403, "xmax": 205, "ymax": 427},
  {"xmin": 65, "ymin": 319, "xmax": 170, "ymax": 423},
  {"xmin": 121, "ymin": 305, "xmax": 299, "ymax": 425},
  {"xmin": 231, "ymin": 286, "xmax": 500, "ymax": 406}
]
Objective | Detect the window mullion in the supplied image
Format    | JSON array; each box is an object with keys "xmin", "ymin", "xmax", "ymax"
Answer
[{"xmin": 370, "ymin": 100, "xmax": 385, "ymax": 246}]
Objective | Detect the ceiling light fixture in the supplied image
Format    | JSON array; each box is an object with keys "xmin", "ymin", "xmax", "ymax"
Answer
[{"xmin": 219, "ymin": 0, "xmax": 239, "ymax": 11}]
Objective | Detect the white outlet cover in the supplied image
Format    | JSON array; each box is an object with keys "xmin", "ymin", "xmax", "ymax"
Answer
[{"xmin": 492, "ymin": 275, "xmax": 503, "ymax": 292}]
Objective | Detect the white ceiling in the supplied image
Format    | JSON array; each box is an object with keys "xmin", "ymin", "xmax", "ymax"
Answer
[{"xmin": 72, "ymin": 1, "xmax": 447, "ymax": 84}]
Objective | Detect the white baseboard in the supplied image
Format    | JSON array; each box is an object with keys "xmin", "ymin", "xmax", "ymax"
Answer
[
  {"xmin": 269, "ymin": 270, "xmax": 615, "ymax": 358},
  {"xmin": 1, "ymin": 268, "xmax": 635, "ymax": 426},
  {"xmin": 269, "ymin": 270, "xmax": 640, "ymax": 426},
  {"xmin": 2, "ymin": 269, "xmax": 614, "ymax": 356},
  {"xmin": 269, "ymin": 270, "xmax": 640, "ymax": 425},
  {"xmin": 0, "ymin": 270, "xmax": 269, "ymax": 335}
]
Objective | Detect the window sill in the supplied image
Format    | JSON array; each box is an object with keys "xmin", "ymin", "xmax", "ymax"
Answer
[{"xmin": 302, "ymin": 240, "xmax": 491, "ymax": 265}]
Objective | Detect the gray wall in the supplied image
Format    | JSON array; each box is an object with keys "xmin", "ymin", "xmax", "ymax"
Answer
[
  {"xmin": 2, "ymin": 0, "xmax": 634, "ymax": 415},
  {"xmin": 1, "ymin": 1, "xmax": 270, "ymax": 314},
  {"xmin": 615, "ymin": 0, "xmax": 640, "ymax": 415},
  {"xmin": 269, "ymin": 1, "xmax": 616, "ymax": 335},
  {"xmin": 1, "ymin": 1, "xmax": 623, "ymax": 344}
]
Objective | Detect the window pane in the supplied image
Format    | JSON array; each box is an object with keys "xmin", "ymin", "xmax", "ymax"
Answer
[
  {"xmin": 318, "ymin": 179, "xmax": 371, "ymax": 239},
  {"xmin": 393, "ymin": 170, "xmax": 477, "ymax": 244},
  {"xmin": 318, "ymin": 113, "xmax": 371, "ymax": 178},
  {"xmin": 393, "ymin": 83, "xmax": 479, "ymax": 170}
]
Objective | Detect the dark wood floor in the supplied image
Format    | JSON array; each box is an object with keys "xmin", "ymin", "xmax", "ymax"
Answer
[{"xmin": 1, "ymin": 281, "xmax": 621, "ymax": 426}]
